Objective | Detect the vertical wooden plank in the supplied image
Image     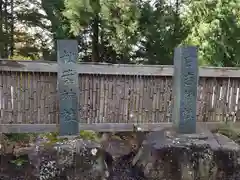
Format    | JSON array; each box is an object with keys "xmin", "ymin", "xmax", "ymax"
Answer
[
  {"xmin": 20, "ymin": 72, "xmax": 26, "ymax": 124},
  {"xmin": 28, "ymin": 72, "xmax": 34, "ymax": 124},
  {"xmin": 24, "ymin": 72, "xmax": 30, "ymax": 123},
  {"xmin": 91, "ymin": 74, "xmax": 97, "ymax": 123},
  {"xmin": 2, "ymin": 72, "xmax": 8, "ymax": 123},
  {"xmin": 152, "ymin": 76, "xmax": 157, "ymax": 123},
  {"xmin": 47, "ymin": 72, "xmax": 54, "ymax": 124},
  {"xmin": 149, "ymin": 76, "xmax": 154, "ymax": 122},
  {"xmin": 227, "ymin": 78, "xmax": 231, "ymax": 116},
  {"xmin": 96, "ymin": 75, "xmax": 101, "ymax": 123},
  {"xmin": 155, "ymin": 77, "xmax": 161, "ymax": 122},
  {"xmin": 41, "ymin": 73, "xmax": 46, "ymax": 124},
  {"xmin": 7, "ymin": 72, "xmax": 13, "ymax": 123},
  {"xmin": 134, "ymin": 75, "xmax": 139, "ymax": 123},
  {"xmin": 81, "ymin": 75, "xmax": 87, "ymax": 123},
  {"xmin": 228, "ymin": 78, "xmax": 233, "ymax": 116},
  {"xmin": 158, "ymin": 77, "xmax": 165, "ymax": 122},
  {"xmin": 142, "ymin": 75, "xmax": 147, "ymax": 123},
  {"xmin": 78, "ymin": 74, "xmax": 82, "ymax": 123},
  {"xmin": 0, "ymin": 70, "xmax": 3, "ymax": 124},
  {"xmin": 111, "ymin": 75, "xmax": 116, "ymax": 123},
  {"xmin": 225, "ymin": 78, "xmax": 231, "ymax": 121},
  {"xmin": 88, "ymin": 74, "xmax": 93, "ymax": 124},
  {"xmin": 107, "ymin": 75, "xmax": 114, "ymax": 123},
  {"xmin": 144, "ymin": 76, "xmax": 149, "ymax": 123},
  {"xmin": 115, "ymin": 75, "xmax": 121, "ymax": 123},
  {"xmin": 196, "ymin": 78, "xmax": 203, "ymax": 121},
  {"xmin": 220, "ymin": 79, "xmax": 229, "ymax": 122},
  {"xmin": 57, "ymin": 40, "xmax": 79, "ymax": 136},
  {"xmin": 202, "ymin": 78, "xmax": 211, "ymax": 122},
  {"xmin": 39, "ymin": 72, "xmax": 45, "ymax": 123},
  {"xmin": 230, "ymin": 78, "xmax": 238, "ymax": 122},
  {"xmin": 105, "ymin": 75, "xmax": 109, "ymax": 123},
  {"xmin": 5, "ymin": 71, "xmax": 12, "ymax": 123},
  {"xmin": 132, "ymin": 75, "xmax": 137, "ymax": 123},
  {"xmin": 11, "ymin": 71, "xmax": 18, "ymax": 123},
  {"xmin": 52, "ymin": 73, "xmax": 58, "ymax": 124},
  {"xmin": 1, "ymin": 71, "xmax": 6, "ymax": 123},
  {"xmin": 32, "ymin": 72, "xmax": 38, "ymax": 124},
  {"xmin": 236, "ymin": 79, "xmax": 240, "ymax": 122},
  {"xmin": 36, "ymin": 72, "xmax": 41, "ymax": 124},
  {"xmin": 162, "ymin": 77, "xmax": 168, "ymax": 120},
  {"xmin": 139, "ymin": 75, "xmax": 144, "ymax": 124},
  {"xmin": 24, "ymin": 72, "xmax": 29, "ymax": 123},
  {"xmin": 232, "ymin": 79, "xmax": 237, "ymax": 121},
  {"xmin": 146, "ymin": 76, "xmax": 153, "ymax": 123},
  {"xmin": 201, "ymin": 79, "xmax": 207, "ymax": 122},
  {"xmin": 103, "ymin": 75, "xmax": 108, "ymax": 123},
  {"xmin": 208, "ymin": 79, "xmax": 215, "ymax": 121},
  {"xmin": 128, "ymin": 75, "xmax": 134, "ymax": 123},
  {"xmin": 208, "ymin": 78, "xmax": 215, "ymax": 121},
  {"xmin": 84, "ymin": 75, "xmax": 89, "ymax": 123},
  {"xmin": 130, "ymin": 75, "xmax": 136, "ymax": 123},
  {"xmin": 45, "ymin": 73, "xmax": 51, "ymax": 124},
  {"xmin": 99, "ymin": 75, "xmax": 104, "ymax": 123},
  {"xmin": 123, "ymin": 75, "xmax": 129, "ymax": 123},
  {"xmin": 166, "ymin": 77, "xmax": 172, "ymax": 122},
  {"xmin": 3, "ymin": 71, "xmax": 8, "ymax": 123},
  {"xmin": 16, "ymin": 72, "xmax": 22, "ymax": 123},
  {"xmin": 7, "ymin": 72, "xmax": 12, "ymax": 123},
  {"xmin": 214, "ymin": 78, "xmax": 222, "ymax": 121},
  {"xmin": 119, "ymin": 75, "xmax": 124, "ymax": 123}
]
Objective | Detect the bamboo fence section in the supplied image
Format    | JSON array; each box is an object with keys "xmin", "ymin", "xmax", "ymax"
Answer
[{"xmin": 0, "ymin": 60, "xmax": 240, "ymax": 132}]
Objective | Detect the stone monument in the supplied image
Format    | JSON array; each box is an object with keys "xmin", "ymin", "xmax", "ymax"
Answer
[
  {"xmin": 131, "ymin": 46, "xmax": 240, "ymax": 179},
  {"xmin": 57, "ymin": 40, "xmax": 79, "ymax": 136},
  {"xmin": 172, "ymin": 46, "xmax": 198, "ymax": 134}
]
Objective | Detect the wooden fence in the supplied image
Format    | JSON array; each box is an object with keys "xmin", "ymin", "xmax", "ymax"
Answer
[{"xmin": 0, "ymin": 60, "xmax": 240, "ymax": 132}]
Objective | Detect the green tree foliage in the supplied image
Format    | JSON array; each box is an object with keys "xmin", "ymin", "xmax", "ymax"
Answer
[
  {"xmin": 0, "ymin": 0, "xmax": 14, "ymax": 58},
  {"xmin": 63, "ymin": 0, "xmax": 141, "ymax": 62},
  {"xmin": 4, "ymin": 0, "xmax": 240, "ymax": 66},
  {"xmin": 12, "ymin": 0, "xmax": 53, "ymax": 59},
  {"xmin": 183, "ymin": 0, "xmax": 240, "ymax": 66},
  {"xmin": 133, "ymin": 0, "xmax": 188, "ymax": 64},
  {"xmin": 41, "ymin": 0, "xmax": 74, "ymax": 60}
]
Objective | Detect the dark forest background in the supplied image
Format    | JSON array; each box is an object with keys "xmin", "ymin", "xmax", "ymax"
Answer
[{"xmin": 1, "ymin": 0, "xmax": 240, "ymax": 67}]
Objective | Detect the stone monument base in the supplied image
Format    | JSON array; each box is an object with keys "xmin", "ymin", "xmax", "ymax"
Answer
[{"xmin": 132, "ymin": 128, "xmax": 240, "ymax": 180}]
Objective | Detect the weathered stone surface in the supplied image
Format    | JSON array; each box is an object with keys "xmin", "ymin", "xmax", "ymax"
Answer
[
  {"xmin": 57, "ymin": 40, "xmax": 79, "ymax": 136},
  {"xmin": 27, "ymin": 138, "xmax": 110, "ymax": 180},
  {"xmin": 213, "ymin": 133, "xmax": 240, "ymax": 180},
  {"xmin": 100, "ymin": 133, "xmax": 140, "ymax": 159},
  {"xmin": 172, "ymin": 46, "xmax": 198, "ymax": 134},
  {"xmin": 132, "ymin": 129, "xmax": 240, "ymax": 180},
  {"xmin": 0, "ymin": 154, "xmax": 35, "ymax": 180},
  {"xmin": 2, "ymin": 130, "xmax": 240, "ymax": 180},
  {"xmin": 102, "ymin": 138, "xmax": 132, "ymax": 159}
]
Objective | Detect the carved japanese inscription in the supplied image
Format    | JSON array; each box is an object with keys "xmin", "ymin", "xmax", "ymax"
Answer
[
  {"xmin": 172, "ymin": 46, "xmax": 198, "ymax": 134},
  {"xmin": 57, "ymin": 40, "xmax": 79, "ymax": 136}
]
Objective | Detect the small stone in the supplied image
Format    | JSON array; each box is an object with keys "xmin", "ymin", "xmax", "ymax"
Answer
[{"xmin": 91, "ymin": 148, "xmax": 98, "ymax": 156}]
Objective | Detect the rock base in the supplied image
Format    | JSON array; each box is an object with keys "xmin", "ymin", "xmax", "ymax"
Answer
[
  {"xmin": 1, "ymin": 129, "xmax": 240, "ymax": 180},
  {"xmin": 132, "ymin": 128, "xmax": 240, "ymax": 180}
]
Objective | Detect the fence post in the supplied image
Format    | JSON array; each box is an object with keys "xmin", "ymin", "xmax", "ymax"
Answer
[
  {"xmin": 172, "ymin": 46, "xmax": 198, "ymax": 134},
  {"xmin": 57, "ymin": 40, "xmax": 79, "ymax": 136}
]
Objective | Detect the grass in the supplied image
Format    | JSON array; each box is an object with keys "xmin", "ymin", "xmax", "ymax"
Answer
[{"xmin": 1, "ymin": 124, "xmax": 240, "ymax": 153}]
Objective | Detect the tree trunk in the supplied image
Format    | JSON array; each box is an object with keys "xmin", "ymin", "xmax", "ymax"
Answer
[
  {"xmin": 0, "ymin": 0, "xmax": 3, "ymax": 58},
  {"xmin": 41, "ymin": 0, "xmax": 66, "ymax": 61},
  {"xmin": 10, "ymin": 0, "xmax": 14, "ymax": 57},
  {"xmin": 91, "ymin": 14, "xmax": 99, "ymax": 62}
]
